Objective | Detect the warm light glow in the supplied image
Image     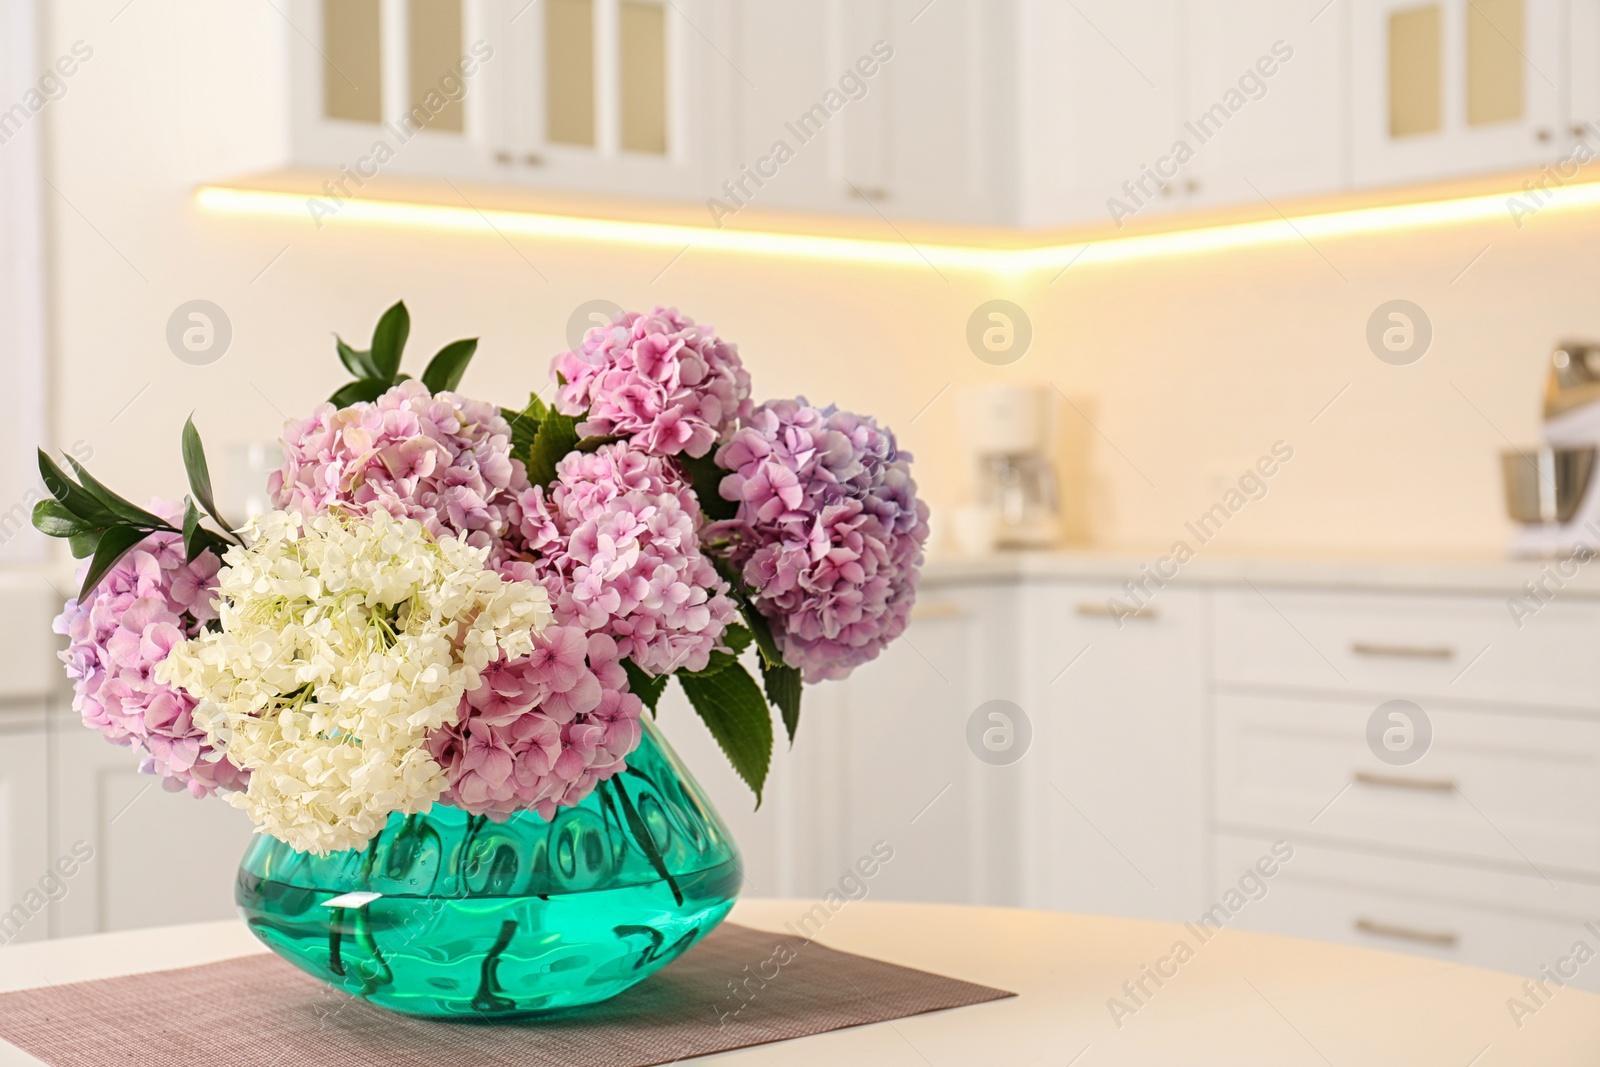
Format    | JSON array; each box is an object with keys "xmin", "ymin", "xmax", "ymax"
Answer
[{"xmin": 195, "ymin": 180, "xmax": 1600, "ymax": 275}]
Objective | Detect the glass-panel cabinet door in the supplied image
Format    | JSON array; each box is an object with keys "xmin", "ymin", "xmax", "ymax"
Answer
[
  {"xmin": 1351, "ymin": 0, "xmax": 1562, "ymax": 186},
  {"xmin": 289, "ymin": 0, "xmax": 498, "ymax": 181},
  {"xmin": 495, "ymin": 0, "xmax": 712, "ymax": 197}
]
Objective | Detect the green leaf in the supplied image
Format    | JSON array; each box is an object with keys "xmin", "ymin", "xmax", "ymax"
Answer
[
  {"xmin": 37, "ymin": 450, "xmax": 119, "ymax": 525},
  {"xmin": 181, "ymin": 417, "xmax": 234, "ymax": 537},
  {"xmin": 78, "ymin": 526, "xmax": 148, "ymax": 601},
  {"xmin": 421, "ymin": 338, "xmax": 477, "ymax": 393},
  {"xmin": 677, "ymin": 452, "xmax": 738, "ymax": 522},
  {"xmin": 682, "ymin": 625, "xmax": 755, "ymax": 679},
  {"xmin": 621, "ymin": 658, "xmax": 669, "ymax": 714},
  {"xmin": 743, "ymin": 606, "xmax": 783, "ymax": 667},
  {"xmin": 525, "ymin": 407, "xmax": 579, "ymax": 488},
  {"xmin": 181, "ymin": 498, "xmax": 207, "ymax": 563},
  {"xmin": 575, "ymin": 435, "xmax": 622, "ymax": 454},
  {"xmin": 328, "ymin": 378, "xmax": 390, "ymax": 408},
  {"xmin": 678, "ymin": 663, "xmax": 773, "ymax": 806},
  {"xmin": 368, "ymin": 301, "xmax": 410, "ymax": 382},
  {"xmin": 501, "ymin": 394, "xmax": 547, "ymax": 464},
  {"xmin": 61, "ymin": 457, "xmax": 166, "ymax": 528},
  {"xmin": 335, "ymin": 336, "xmax": 379, "ymax": 379},
  {"xmin": 762, "ymin": 660, "xmax": 803, "ymax": 744},
  {"xmin": 67, "ymin": 529, "xmax": 102, "ymax": 559},
  {"xmin": 722, "ymin": 624, "xmax": 754, "ymax": 656},
  {"xmin": 31, "ymin": 499, "xmax": 95, "ymax": 538}
]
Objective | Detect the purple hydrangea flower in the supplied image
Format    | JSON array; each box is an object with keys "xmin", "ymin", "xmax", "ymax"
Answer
[
  {"xmin": 53, "ymin": 519, "xmax": 248, "ymax": 797},
  {"xmin": 427, "ymin": 626, "xmax": 644, "ymax": 820},
  {"xmin": 714, "ymin": 398, "xmax": 930, "ymax": 682},
  {"xmin": 552, "ymin": 307, "xmax": 752, "ymax": 459},
  {"xmin": 514, "ymin": 441, "xmax": 738, "ymax": 676},
  {"xmin": 269, "ymin": 380, "xmax": 529, "ymax": 567}
]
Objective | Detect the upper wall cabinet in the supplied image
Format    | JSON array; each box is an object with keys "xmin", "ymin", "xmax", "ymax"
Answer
[
  {"xmin": 286, "ymin": 0, "xmax": 726, "ymax": 199},
  {"xmin": 1350, "ymin": 0, "xmax": 1564, "ymax": 185},
  {"xmin": 726, "ymin": 0, "xmax": 1013, "ymax": 226},
  {"xmin": 1182, "ymin": 0, "xmax": 1349, "ymax": 208},
  {"xmin": 1017, "ymin": 0, "xmax": 1186, "ymax": 229},
  {"xmin": 264, "ymin": 0, "xmax": 1587, "ymax": 229}
]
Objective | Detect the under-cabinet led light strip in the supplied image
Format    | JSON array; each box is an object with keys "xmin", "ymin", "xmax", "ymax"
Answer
[{"xmin": 195, "ymin": 180, "xmax": 1600, "ymax": 275}]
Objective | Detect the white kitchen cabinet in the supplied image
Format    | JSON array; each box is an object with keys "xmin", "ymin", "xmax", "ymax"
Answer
[
  {"xmin": 1215, "ymin": 691, "xmax": 1600, "ymax": 874},
  {"xmin": 1212, "ymin": 586, "xmax": 1600, "ymax": 710},
  {"xmin": 830, "ymin": 587, "xmax": 987, "ymax": 905},
  {"xmin": 1017, "ymin": 0, "xmax": 1187, "ymax": 229},
  {"xmin": 488, "ymin": 0, "xmax": 730, "ymax": 199},
  {"xmin": 1022, "ymin": 583, "xmax": 1207, "ymax": 922},
  {"xmin": 0, "ymin": 711, "xmax": 49, "ymax": 946},
  {"xmin": 1568, "ymin": 0, "xmax": 1600, "ymax": 149},
  {"xmin": 1351, "ymin": 0, "xmax": 1565, "ymax": 186},
  {"xmin": 279, "ymin": 0, "xmax": 724, "ymax": 200},
  {"xmin": 728, "ymin": 0, "xmax": 1012, "ymax": 225},
  {"xmin": 51, "ymin": 727, "xmax": 256, "ymax": 938},
  {"xmin": 1183, "ymin": 0, "xmax": 1349, "ymax": 208},
  {"xmin": 1217, "ymin": 833, "xmax": 1600, "ymax": 993},
  {"xmin": 872, "ymin": 0, "xmax": 1015, "ymax": 225}
]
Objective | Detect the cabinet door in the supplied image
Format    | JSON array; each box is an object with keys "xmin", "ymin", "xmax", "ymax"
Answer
[
  {"xmin": 833, "ymin": 595, "xmax": 981, "ymax": 905},
  {"xmin": 1017, "ymin": 0, "xmax": 1186, "ymax": 228},
  {"xmin": 53, "ymin": 728, "xmax": 256, "ymax": 937},
  {"xmin": 1183, "ymin": 0, "xmax": 1349, "ymax": 207},
  {"xmin": 1569, "ymin": 0, "xmax": 1600, "ymax": 151},
  {"xmin": 727, "ymin": 1, "xmax": 858, "ymax": 217},
  {"xmin": 1024, "ymin": 584, "xmax": 1206, "ymax": 922},
  {"xmin": 874, "ymin": 0, "xmax": 1012, "ymax": 224},
  {"xmin": 494, "ymin": 0, "xmax": 724, "ymax": 199},
  {"xmin": 0, "ymin": 716, "xmax": 48, "ymax": 946},
  {"xmin": 285, "ymin": 0, "xmax": 502, "ymax": 182},
  {"xmin": 1351, "ymin": 0, "xmax": 1563, "ymax": 186}
]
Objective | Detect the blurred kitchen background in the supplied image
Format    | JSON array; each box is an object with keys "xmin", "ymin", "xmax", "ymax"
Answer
[{"xmin": 5, "ymin": 0, "xmax": 1600, "ymax": 992}]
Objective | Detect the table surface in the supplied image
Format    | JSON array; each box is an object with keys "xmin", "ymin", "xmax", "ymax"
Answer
[{"xmin": 1, "ymin": 899, "xmax": 1596, "ymax": 1065}]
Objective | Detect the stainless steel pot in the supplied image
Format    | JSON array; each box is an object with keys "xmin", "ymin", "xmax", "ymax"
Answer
[{"xmin": 1501, "ymin": 446, "xmax": 1597, "ymax": 524}]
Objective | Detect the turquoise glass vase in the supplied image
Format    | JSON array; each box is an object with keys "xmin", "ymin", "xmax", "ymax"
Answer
[{"xmin": 235, "ymin": 718, "xmax": 742, "ymax": 1018}]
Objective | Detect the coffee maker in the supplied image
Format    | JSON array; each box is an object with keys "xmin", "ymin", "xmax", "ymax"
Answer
[
  {"xmin": 959, "ymin": 384, "xmax": 1062, "ymax": 549},
  {"xmin": 1504, "ymin": 341, "xmax": 1600, "ymax": 557}
]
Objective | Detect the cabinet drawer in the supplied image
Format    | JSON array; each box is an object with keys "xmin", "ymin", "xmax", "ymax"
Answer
[
  {"xmin": 1214, "ymin": 588, "xmax": 1600, "ymax": 709},
  {"xmin": 1215, "ymin": 834, "xmax": 1600, "ymax": 992},
  {"xmin": 1215, "ymin": 693, "xmax": 1600, "ymax": 874}
]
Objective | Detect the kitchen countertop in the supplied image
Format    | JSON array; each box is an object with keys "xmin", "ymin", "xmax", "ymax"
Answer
[
  {"xmin": 923, "ymin": 548, "xmax": 1600, "ymax": 597},
  {"xmin": 0, "ymin": 899, "xmax": 1594, "ymax": 1065}
]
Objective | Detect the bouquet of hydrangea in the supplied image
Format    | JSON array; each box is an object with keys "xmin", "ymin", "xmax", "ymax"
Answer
[{"xmin": 34, "ymin": 303, "xmax": 929, "ymax": 856}]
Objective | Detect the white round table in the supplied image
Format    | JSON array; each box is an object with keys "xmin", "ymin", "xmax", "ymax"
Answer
[{"xmin": 1, "ymin": 899, "xmax": 1596, "ymax": 1064}]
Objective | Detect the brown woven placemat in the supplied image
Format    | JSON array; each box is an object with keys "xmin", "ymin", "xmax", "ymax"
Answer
[{"xmin": 0, "ymin": 921, "xmax": 1013, "ymax": 1066}]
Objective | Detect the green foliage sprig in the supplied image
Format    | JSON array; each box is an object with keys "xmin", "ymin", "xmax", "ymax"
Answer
[
  {"xmin": 328, "ymin": 300, "xmax": 481, "ymax": 406},
  {"xmin": 32, "ymin": 417, "xmax": 242, "ymax": 600}
]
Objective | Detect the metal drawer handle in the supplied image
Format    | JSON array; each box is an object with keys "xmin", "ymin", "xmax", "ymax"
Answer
[
  {"xmin": 1076, "ymin": 602, "xmax": 1158, "ymax": 621},
  {"xmin": 1354, "ymin": 917, "xmax": 1460, "ymax": 948},
  {"xmin": 1354, "ymin": 771, "xmax": 1455, "ymax": 793},
  {"xmin": 1350, "ymin": 642, "xmax": 1454, "ymax": 661},
  {"xmin": 909, "ymin": 601, "xmax": 966, "ymax": 622}
]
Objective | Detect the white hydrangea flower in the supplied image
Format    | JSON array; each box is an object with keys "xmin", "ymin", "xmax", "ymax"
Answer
[{"xmin": 157, "ymin": 510, "xmax": 552, "ymax": 855}]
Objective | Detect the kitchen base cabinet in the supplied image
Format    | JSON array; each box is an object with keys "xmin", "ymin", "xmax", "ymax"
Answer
[
  {"xmin": 0, "ymin": 712, "xmax": 49, "ymax": 946},
  {"xmin": 1215, "ymin": 692, "xmax": 1600, "ymax": 875},
  {"xmin": 1216, "ymin": 833, "xmax": 1600, "ymax": 993},
  {"xmin": 1023, "ymin": 584, "xmax": 1207, "ymax": 923},
  {"xmin": 51, "ymin": 727, "xmax": 256, "ymax": 938}
]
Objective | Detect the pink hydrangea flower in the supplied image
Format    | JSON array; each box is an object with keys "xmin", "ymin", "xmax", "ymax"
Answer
[
  {"xmin": 514, "ymin": 442, "xmax": 738, "ymax": 675},
  {"xmin": 714, "ymin": 399, "xmax": 930, "ymax": 682},
  {"xmin": 427, "ymin": 627, "xmax": 644, "ymax": 820},
  {"xmin": 53, "ymin": 519, "xmax": 248, "ymax": 798},
  {"xmin": 269, "ymin": 380, "xmax": 528, "ymax": 566},
  {"xmin": 553, "ymin": 307, "xmax": 752, "ymax": 459}
]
